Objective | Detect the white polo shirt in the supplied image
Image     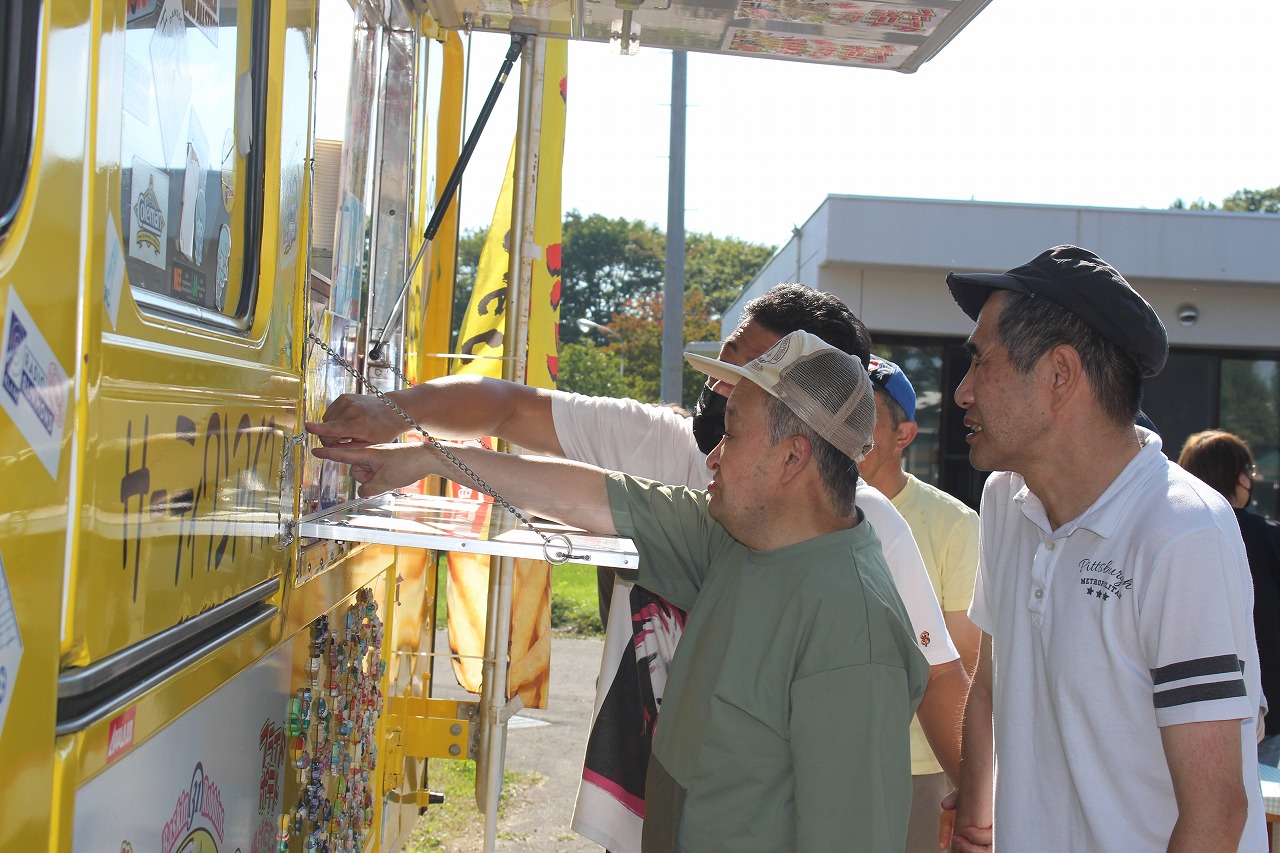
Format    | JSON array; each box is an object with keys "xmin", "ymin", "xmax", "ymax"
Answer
[{"xmin": 971, "ymin": 429, "xmax": 1265, "ymax": 852}]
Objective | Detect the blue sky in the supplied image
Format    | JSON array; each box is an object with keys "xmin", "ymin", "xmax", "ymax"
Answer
[{"xmin": 318, "ymin": 0, "xmax": 1280, "ymax": 248}]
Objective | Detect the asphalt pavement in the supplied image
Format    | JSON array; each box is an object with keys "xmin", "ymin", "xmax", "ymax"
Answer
[{"xmin": 430, "ymin": 629, "xmax": 607, "ymax": 852}]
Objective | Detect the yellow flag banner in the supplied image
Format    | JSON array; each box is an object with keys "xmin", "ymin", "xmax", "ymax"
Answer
[
  {"xmin": 452, "ymin": 141, "xmax": 515, "ymax": 376},
  {"xmin": 527, "ymin": 39, "xmax": 567, "ymax": 390},
  {"xmin": 447, "ymin": 40, "xmax": 567, "ymax": 709}
]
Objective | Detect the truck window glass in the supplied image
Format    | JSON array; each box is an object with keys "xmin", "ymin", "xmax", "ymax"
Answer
[{"xmin": 119, "ymin": 0, "xmax": 268, "ymax": 330}]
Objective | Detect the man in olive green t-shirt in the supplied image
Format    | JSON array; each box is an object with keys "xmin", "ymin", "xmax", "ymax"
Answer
[{"xmin": 315, "ymin": 331, "xmax": 929, "ymax": 852}]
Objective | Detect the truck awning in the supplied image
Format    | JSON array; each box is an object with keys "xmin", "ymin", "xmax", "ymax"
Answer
[{"xmin": 415, "ymin": 0, "xmax": 992, "ymax": 72}]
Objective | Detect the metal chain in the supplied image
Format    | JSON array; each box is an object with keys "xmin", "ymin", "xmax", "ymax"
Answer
[{"xmin": 307, "ymin": 332, "xmax": 575, "ymax": 564}]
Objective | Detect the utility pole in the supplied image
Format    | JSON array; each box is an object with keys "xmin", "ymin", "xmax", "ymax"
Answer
[{"xmin": 661, "ymin": 50, "xmax": 687, "ymax": 406}]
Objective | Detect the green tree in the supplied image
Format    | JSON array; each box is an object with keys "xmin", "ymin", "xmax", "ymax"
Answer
[
  {"xmin": 1170, "ymin": 184, "xmax": 1280, "ymax": 213},
  {"xmin": 448, "ymin": 212, "xmax": 775, "ymax": 396},
  {"xmin": 1220, "ymin": 186, "xmax": 1280, "ymax": 213},
  {"xmin": 605, "ymin": 289, "xmax": 721, "ymax": 406},
  {"xmin": 605, "ymin": 292, "xmax": 663, "ymax": 403},
  {"xmin": 450, "ymin": 226, "xmax": 488, "ymax": 351},
  {"xmin": 1169, "ymin": 197, "xmax": 1218, "ymax": 211},
  {"xmin": 1221, "ymin": 360, "xmax": 1280, "ymax": 454},
  {"xmin": 557, "ymin": 341, "xmax": 629, "ymax": 398},
  {"xmin": 560, "ymin": 210, "xmax": 666, "ymax": 344},
  {"xmin": 684, "ymin": 232, "xmax": 777, "ymax": 318}
]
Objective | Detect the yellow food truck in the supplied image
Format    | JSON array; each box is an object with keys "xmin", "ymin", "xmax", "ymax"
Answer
[{"xmin": 0, "ymin": 0, "xmax": 989, "ymax": 849}]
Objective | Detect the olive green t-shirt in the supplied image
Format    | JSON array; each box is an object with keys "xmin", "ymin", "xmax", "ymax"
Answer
[{"xmin": 606, "ymin": 474, "xmax": 929, "ymax": 853}]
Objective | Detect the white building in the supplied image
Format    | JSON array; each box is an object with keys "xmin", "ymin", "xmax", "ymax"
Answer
[{"xmin": 728, "ymin": 195, "xmax": 1280, "ymax": 514}]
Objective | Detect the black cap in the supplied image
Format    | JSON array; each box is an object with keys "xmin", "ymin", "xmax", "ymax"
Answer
[{"xmin": 945, "ymin": 245, "xmax": 1169, "ymax": 377}]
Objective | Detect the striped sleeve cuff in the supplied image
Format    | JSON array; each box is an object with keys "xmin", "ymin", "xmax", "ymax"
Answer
[{"xmin": 1151, "ymin": 654, "xmax": 1250, "ymax": 724}]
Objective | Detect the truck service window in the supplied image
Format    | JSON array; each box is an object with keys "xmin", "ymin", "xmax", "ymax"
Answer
[{"xmin": 119, "ymin": 0, "xmax": 268, "ymax": 329}]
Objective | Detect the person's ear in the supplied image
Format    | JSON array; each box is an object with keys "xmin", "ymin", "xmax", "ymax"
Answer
[
  {"xmin": 1046, "ymin": 344, "xmax": 1084, "ymax": 403},
  {"xmin": 896, "ymin": 420, "xmax": 918, "ymax": 451},
  {"xmin": 779, "ymin": 434, "xmax": 811, "ymax": 485}
]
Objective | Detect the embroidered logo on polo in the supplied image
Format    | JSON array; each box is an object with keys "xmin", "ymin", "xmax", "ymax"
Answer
[
  {"xmin": 1077, "ymin": 557, "xmax": 1132, "ymax": 602},
  {"xmin": 1151, "ymin": 654, "xmax": 1247, "ymax": 709}
]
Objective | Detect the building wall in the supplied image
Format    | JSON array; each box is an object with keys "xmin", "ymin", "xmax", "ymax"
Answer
[{"xmin": 729, "ymin": 194, "xmax": 1280, "ymax": 347}]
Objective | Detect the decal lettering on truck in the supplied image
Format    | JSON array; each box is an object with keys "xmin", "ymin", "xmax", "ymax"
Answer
[
  {"xmin": 160, "ymin": 763, "xmax": 225, "ymax": 853},
  {"xmin": 106, "ymin": 707, "xmax": 137, "ymax": 764},
  {"xmin": 119, "ymin": 412, "xmax": 281, "ymax": 601},
  {"xmin": 256, "ymin": 719, "xmax": 284, "ymax": 815}
]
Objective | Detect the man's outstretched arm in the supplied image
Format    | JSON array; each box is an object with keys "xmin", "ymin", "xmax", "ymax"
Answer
[
  {"xmin": 306, "ymin": 376, "xmax": 565, "ymax": 456},
  {"xmin": 312, "ymin": 441, "xmax": 616, "ymax": 536}
]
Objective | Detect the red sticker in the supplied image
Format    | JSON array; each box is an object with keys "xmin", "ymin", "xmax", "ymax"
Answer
[{"xmin": 107, "ymin": 707, "xmax": 137, "ymax": 763}]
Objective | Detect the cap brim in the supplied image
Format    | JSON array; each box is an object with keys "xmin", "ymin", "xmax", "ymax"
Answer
[
  {"xmin": 684, "ymin": 352, "xmax": 755, "ymax": 389},
  {"xmin": 946, "ymin": 272, "xmax": 1034, "ymax": 321}
]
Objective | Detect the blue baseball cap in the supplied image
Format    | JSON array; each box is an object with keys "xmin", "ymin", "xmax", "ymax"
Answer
[{"xmin": 867, "ymin": 356, "xmax": 916, "ymax": 422}]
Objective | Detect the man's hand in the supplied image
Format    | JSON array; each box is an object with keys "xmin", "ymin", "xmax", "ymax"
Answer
[
  {"xmin": 314, "ymin": 439, "xmax": 617, "ymax": 535},
  {"xmin": 306, "ymin": 392, "xmax": 408, "ymax": 447},
  {"xmin": 938, "ymin": 789, "xmax": 956, "ymax": 850},
  {"xmin": 312, "ymin": 442, "xmax": 432, "ymax": 497},
  {"xmin": 940, "ymin": 787, "xmax": 992, "ymax": 852}
]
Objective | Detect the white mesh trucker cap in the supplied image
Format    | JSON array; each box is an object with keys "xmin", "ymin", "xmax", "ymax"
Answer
[{"xmin": 684, "ymin": 330, "xmax": 876, "ymax": 463}]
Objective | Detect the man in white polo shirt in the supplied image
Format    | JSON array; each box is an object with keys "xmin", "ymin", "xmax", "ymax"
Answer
[{"xmin": 944, "ymin": 246, "xmax": 1264, "ymax": 853}]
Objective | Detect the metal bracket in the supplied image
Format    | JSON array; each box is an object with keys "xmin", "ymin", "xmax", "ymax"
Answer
[
  {"xmin": 385, "ymin": 696, "xmax": 480, "ymax": 762},
  {"xmin": 494, "ymin": 695, "xmax": 525, "ymax": 726},
  {"xmin": 508, "ymin": 18, "xmax": 543, "ymax": 36},
  {"xmin": 276, "ymin": 432, "xmax": 307, "ymax": 549}
]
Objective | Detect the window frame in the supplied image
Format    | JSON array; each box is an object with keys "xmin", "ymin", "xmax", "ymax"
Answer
[
  {"xmin": 125, "ymin": 0, "xmax": 271, "ymax": 334},
  {"xmin": 0, "ymin": 1, "xmax": 41, "ymax": 235}
]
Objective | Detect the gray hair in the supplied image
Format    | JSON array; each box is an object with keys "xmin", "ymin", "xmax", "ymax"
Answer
[
  {"xmin": 996, "ymin": 291, "xmax": 1142, "ymax": 426},
  {"xmin": 763, "ymin": 394, "xmax": 858, "ymax": 515}
]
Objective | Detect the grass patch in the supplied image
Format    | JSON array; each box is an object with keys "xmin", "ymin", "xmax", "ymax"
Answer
[
  {"xmin": 548, "ymin": 563, "xmax": 603, "ymax": 636},
  {"xmin": 435, "ymin": 553, "xmax": 448, "ymax": 627},
  {"xmin": 434, "ymin": 558, "xmax": 604, "ymax": 637},
  {"xmin": 402, "ymin": 758, "xmax": 542, "ymax": 852}
]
